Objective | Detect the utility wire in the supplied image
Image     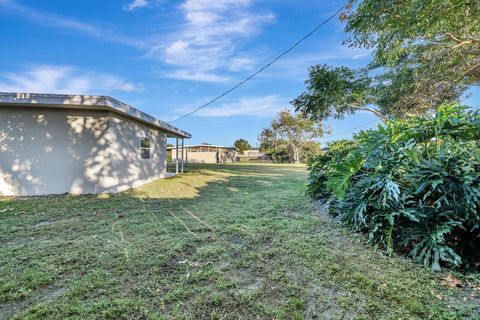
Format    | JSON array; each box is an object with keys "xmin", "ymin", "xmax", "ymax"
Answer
[
  {"xmin": 169, "ymin": 4, "xmax": 347, "ymax": 124},
  {"xmin": 321, "ymin": 118, "xmax": 381, "ymax": 141}
]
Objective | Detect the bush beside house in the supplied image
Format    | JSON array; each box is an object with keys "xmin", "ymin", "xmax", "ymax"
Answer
[{"xmin": 306, "ymin": 105, "xmax": 480, "ymax": 271}]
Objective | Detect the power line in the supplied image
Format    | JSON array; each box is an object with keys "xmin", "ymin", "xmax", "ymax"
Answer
[
  {"xmin": 324, "ymin": 119, "xmax": 381, "ymax": 139},
  {"xmin": 321, "ymin": 118, "xmax": 381, "ymax": 141},
  {"xmin": 169, "ymin": 4, "xmax": 347, "ymax": 124}
]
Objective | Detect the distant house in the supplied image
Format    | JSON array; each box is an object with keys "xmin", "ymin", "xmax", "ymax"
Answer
[
  {"xmin": 238, "ymin": 149, "xmax": 269, "ymax": 161},
  {"xmin": 0, "ymin": 93, "xmax": 191, "ymax": 196},
  {"xmin": 168, "ymin": 144, "xmax": 237, "ymax": 164},
  {"xmin": 241, "ymin": 149, "xmax": 266, "ymax": 158}
]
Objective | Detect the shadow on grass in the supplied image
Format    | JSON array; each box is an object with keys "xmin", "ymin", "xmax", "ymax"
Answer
[
  {"xmin": 0, "ymin": 164, "xmax": 310, "ymax": 318},
  {"xmin": 1, "ymin": 164, "xmax": 477, "ymax": 319}
]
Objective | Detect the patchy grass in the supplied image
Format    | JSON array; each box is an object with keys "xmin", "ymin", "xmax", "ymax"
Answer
[{"xmin": 0, "ymin": 163, "xmax": 478, "ymax": 319}]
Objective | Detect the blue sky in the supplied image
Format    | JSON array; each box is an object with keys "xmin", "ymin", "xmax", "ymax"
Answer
[{"xmin": 1, "ymin": 0, "xmax": 478, "ymax": 147}]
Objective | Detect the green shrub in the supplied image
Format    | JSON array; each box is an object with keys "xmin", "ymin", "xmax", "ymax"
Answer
[
  {"xmin": 306, "ymin": 140, "xmax": 354, "ymax": 198},
  {"xmin": 307, "ymin": 104, "xmax": 480, "ymax": 271}
]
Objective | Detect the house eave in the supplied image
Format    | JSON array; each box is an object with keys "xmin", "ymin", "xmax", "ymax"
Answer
[{"xmin": 0, "ymin": 92, "xmax": 191, "ymax": 139}]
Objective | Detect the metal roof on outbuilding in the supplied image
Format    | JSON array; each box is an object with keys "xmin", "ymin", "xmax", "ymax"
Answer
[{"xmin": 0, "ymin": 92, "xmax": 191, "ymax": 139}]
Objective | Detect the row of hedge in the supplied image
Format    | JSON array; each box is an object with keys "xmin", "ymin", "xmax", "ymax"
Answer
[{"xmin": 307, "ymin": 104, "xmax": 480, "ymax": 271}]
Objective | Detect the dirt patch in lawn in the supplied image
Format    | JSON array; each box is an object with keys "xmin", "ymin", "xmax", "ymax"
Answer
[
  {"xmin": 305, "ymin": 285, "xmax": 352, "ymax": 320},
  {"xmin": 231, "ymin": 269, "xmax": 265, "ymax": 294},
  {"xmin": 0, "ymin": 286, "xmax": 67, "ymax": 319}
]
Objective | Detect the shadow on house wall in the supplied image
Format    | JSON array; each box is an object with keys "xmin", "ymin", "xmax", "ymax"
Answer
[
  {"xmin": 106, "ymin": 113, "xmax": 167, "ymax": 192},
  {"xmin": 0, "ymin": 107, "xmax": 167, "ymax": 196}
]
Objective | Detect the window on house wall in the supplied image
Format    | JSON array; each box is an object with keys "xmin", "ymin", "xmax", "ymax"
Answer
[{"xmin": 140, "ymin": 138, "xmax": 150, "ymax": 159}]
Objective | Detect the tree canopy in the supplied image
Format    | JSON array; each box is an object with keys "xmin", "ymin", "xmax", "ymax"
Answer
[
  {"xmin": 292, "ymin": 65, "xmax": 386, "ymax": 121},
  {"xmin": 259, "ymin": 111, "xmax": 324, "ymax": 163},
  {"xmin": 233, "ymin": 138, "xmax": 252, "ymax": 154},
  {"xmin": 342, "ymin": 0, "xmax": 479, "ymax": 112},
  {"xmin": 294, "ymin": 1, "xmax": 480, "ymax": 122}
]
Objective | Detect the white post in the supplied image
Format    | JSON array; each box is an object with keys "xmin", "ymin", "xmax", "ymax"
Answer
[
  {"xmin": 181, "ymin": 138, "xmax": 184, "ymax": 173},
  {"xmin": 175, "ymin": 137, "xmax": 179, "ymax": 174}
]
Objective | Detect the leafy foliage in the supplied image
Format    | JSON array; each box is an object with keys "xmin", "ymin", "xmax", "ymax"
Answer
[
  {"xmin": 307, "ymin": 104, "xmax": 480, "ymax": 271},
  {"xmin": 259, "ymin": 110, "xmax": 325, "ymax": 163},
  {"xmin": 233, "ymin": 138, "xmax": 252, "ymax": 154},
  {"xmin": 300, "ymin": 141, "xmax": 321, "ymax": 163},
  {"xmin": 295, "ymin": 2, "xmax": 480, "ymax": 122},
  {"xmin": 341, "ymin": 0, "xmax": 480, "ymax": 114},
  {"xmin": 292, "ymin": 65, "xmax": 387, "ymax": 120}
]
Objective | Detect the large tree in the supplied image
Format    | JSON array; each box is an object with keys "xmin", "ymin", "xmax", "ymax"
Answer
[
  {"xmin": 342, "ymin": 0, "xmax": 479, "ymax": 112},
  {"xmin": 259, "ymin": 111, "xmax": 324, "ymax": 163},
  {"xmin": 295, "ymin": 1, "xmax": 480, "ymax": 122},
  {"xmin": 233, "ymin": 138, "xmax": 252, "ymax": 154},
  {"xmin": 292, "ymin": 65, "xmax": 387, "ymax": 121}
]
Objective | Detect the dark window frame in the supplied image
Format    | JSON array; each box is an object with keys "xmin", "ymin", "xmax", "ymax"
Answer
[{"xmin": 140, "ymin": 137, "xmax": 151, "ymax": 159}]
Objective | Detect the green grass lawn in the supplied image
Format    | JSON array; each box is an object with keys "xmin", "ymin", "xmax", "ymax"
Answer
[{"xmin": 1, "ymin": 164, "xmax": 478, "ymax": 319}]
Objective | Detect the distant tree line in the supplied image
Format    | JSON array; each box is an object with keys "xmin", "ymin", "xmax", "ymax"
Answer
[{"xmin": 258, "ymin": 111, "xmax": 324, "ymax": 163}]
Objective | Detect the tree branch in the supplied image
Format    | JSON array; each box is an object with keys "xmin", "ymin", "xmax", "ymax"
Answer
[
  {"xmin": 452, "ymin": 40, "xmax": 476, "ymax": 49},
  {"xmin": 345, "ymin": 104, "xmax": 388, "ymax": 120},
  {"xmin": 444, "ymin": 33, "xmax": 479, "ymax": 48},
  {"xmin": 445, "ymin": 33, "xmax": 463, "ymax": 43},
  {"xmin": 454, "ymin": 62, "xmax": 480, "ymax": 83}
]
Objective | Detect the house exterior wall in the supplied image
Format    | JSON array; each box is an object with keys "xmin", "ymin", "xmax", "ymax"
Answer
[
  {"xmin": 0, "ymin": 107, "xmax": 168, "ymax": 196},
  {"xmin": 171, "ymin": 149, "xmax": 217, "ymax": 163},
  {"xmin": 106, "ymin": 113, "xmax": 167, "ymax": 192},
  {"xmin": 170, "ymin": 148, "xmax": 236, "ymax": 163},
  {"xmin": 186, "ymin": 151, "xmax": 218, "ymax": 163},
  {"xmin": 0, "ymin": 107, "xmax": 110, "ymax": 195}
]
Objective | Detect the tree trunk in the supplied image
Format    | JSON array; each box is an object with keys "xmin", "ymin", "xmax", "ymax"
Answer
[{"xmin": 292, "ymin": 145, "xmax": 300, "ymax": 163}]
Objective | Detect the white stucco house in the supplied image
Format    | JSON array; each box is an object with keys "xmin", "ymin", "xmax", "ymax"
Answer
[{"xmin": 0, "ymin": 92, "xmax": 191, "ymax": 196}]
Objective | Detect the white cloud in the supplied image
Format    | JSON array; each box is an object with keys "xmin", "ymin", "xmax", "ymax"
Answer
[
  {"xmin": 0, "ymin": 65, "xmax": 143, "ymax": 94},
  {"xmin": 124, "ymin": 0, "xmax": 149, "ymax": 11},
  {"xmin": 0, "ymin": 0, "xmax": 144, "ymax": 47},
  {"xmin": 180, "ymin": 0, "xmax": 251, "ymax": 12},
  {"xmin": 0, "ymin": 0, "xmax": 274, "ymax": 83},
  {"xmin": 229, "ymin": 57, "xmax": 256, "ymax": 72},
  {"xmin": 100, "ymin": 75, "xmax": 142, "ymax": 91},
  {"xmin": 178, "ymin": 95, "xmax": 289, "ymax": 118},
  {"xmin": 166, "ymin": 70, "xmax": 229, "ymax": 83},
  {"xmin": 153, "ymin": 0, "xmax": 274, "ymax": 82}
]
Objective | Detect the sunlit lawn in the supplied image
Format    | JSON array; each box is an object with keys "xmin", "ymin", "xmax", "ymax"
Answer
[{"xmin": 0, "ymin": 163, "xmax": 478, "ymax": 319}]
